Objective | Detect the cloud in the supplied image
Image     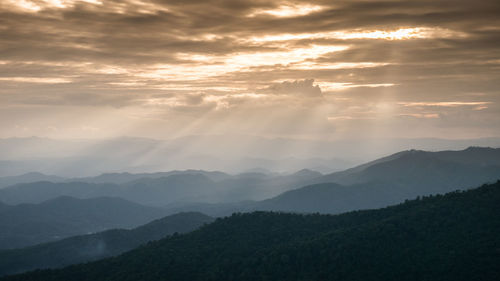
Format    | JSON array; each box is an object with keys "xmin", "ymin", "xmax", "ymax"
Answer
[
  {"xmin": 0, "ymin": 0, "xmax": 499, "ymax": 139},
  {"xmin": 259, "ymin": 79, "xmax": 322, "ymax": 97}
]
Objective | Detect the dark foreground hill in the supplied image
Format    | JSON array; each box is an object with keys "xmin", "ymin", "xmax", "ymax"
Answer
[
  {"xmin": 4, "ymin": 181, "xmax": 499, "ymax": 281},
  {"xmin": 0, "ymin": 212, "xmax": 213, "ymax": 276},
  {"xmin": 0, "ymin": 196, "xmax": 169, "ymax": 249}
]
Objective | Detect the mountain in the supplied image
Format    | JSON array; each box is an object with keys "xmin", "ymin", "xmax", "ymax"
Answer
[
  {"xmin": 209, "ymin": 169, "xmax": 325, "ymax": 203},
  {"xmin": 164, "ymin": 148, "xmax": 500, "ymax": 216},
  {"xmin": 3, "ymin": 136, "xmax": 500, "ymax": 177},
  {"xmin": 120, "ymin": 174, "xmax": 218, "ymax": 205},
  {"xmin": 254, "ymin": 182, "xmax": 400, "ymax": 214},
  {"xmin": 73, "ymin": 170, "xmax": 231, "ymax": 185},
  {"xmin": 0, "ymin": 212, "xmax": 213, "ymax": 276},
  {"xmin": 163, "ymin": 182, "xmax": 408, "ymax": 217},
  {"xmin": 0, "ymin": 196, "xmax": 169, "ymax": 249},
  {"xmin": 161, "ymin": 147, "xmax": 500, "ymax": 216},
  {"xmin": 3, "ymin": 181, "xmax": 499, "ymax": 281},
  {"xmin": 0, "ymin": 170, "xmax": 324, "ymax": 206},
  {"xmin": 2, "ymin": 147, "xmax": 499, "ymax": 212},
  {"xmin": 318, "ymin": 147, "xmax": 500, "ymax": 191},
  {"xmin": 0, "ymin": 182, "xmax": 122, "ymax": 205},
  {"xmin": 0, "ymin": 173, "xmax": 218, "ymax": 206},
  {"xmin": 0, "ymin": 173, "xmax": 65, "ymax": 189},
  {"xmin": 288, "ymin": 168, "xmax": 323, "ymax": 179}
]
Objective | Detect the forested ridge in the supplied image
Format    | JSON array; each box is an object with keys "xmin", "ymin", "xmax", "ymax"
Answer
[
  {"xmin": 3, "ymin": 181, "xmax": 500, "ymax": 281},
  {"xmin": 0, "ymin": 212, "xmax": 213, "ymax": 276}
]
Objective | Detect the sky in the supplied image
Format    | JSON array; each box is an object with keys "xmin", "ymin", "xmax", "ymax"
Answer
[{"xmin": 0, "ymin": 0, "xmax": 499, "ymax": 141}]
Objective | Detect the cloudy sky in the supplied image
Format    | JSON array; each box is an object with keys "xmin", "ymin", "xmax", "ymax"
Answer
[{"xmin": 1, "ymin": 0, "xmax": 499, "ymax": 140}]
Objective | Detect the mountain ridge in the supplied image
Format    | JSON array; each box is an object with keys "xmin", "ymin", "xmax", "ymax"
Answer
[
  {"xmin": 0, "ymin": 212, "xmax": 213, "ymax": 276},
  {"xmin": 3, "ymin": 180, "xmax": 498, "ymax": 281},
  {"xmin": 0, "ymin": 196, "xmax": 169, "ymax": 249}
]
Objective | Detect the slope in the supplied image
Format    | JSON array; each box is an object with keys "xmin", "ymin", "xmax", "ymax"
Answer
[
  {"xmin": 319, "ymin": 147, "xmax": 500, "ymax": 190},
  {"xmin": 0, "ymin": 212, "xmax": 213, "ymax": 276},
  {"xmin": 4, "ymin": 181, "xmax": 499, "ymax": 281},
  {"xmin": 0, "ymin": 196, "xmax": 169, "ymax": 249}
]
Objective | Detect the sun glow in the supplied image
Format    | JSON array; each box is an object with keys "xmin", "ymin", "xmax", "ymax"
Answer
[
  {"xmin": 248, "ymin": 4, "xmax": 323, "ymax": 18},
  {"xmin": 249, "ymin": 27, "xmax": 467, "ymax": 42},
  {"xmin": 5, "ymin": 0, "xmax": 42, "ymax": 11},
  {"xmin": 317, "ymin": 82, "xmax": 396, "ymax": 91},
  {"xmin": 4, "ymin": 0, "xmax": 92, "ymax": 12},
  {"xmin": 139, "ymin": 45, "xmax": 348, "ymax": 82},
  {"xmin": 0, "ymin": 77, "xmax": 72, "ymax": 83},
  {"xmin": 291, "ymin": 62, "xmax": 390, "ymax": 70},
  {"xmin": 2, "ymin": 0, "xmax": 169, "ymax": 13},
  {"xmin": 399, "ymin": 102, "xmax": 491, "ymax": 107}
]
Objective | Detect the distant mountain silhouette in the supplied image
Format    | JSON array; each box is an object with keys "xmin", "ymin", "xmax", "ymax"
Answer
[
  {"xmin": 0, "ymin": 182, "xmax": 122, "ymax": 205},
  {"xmin": 0, "ymin": 173, "xmax": 219, "ymax": 206},
  {"xmin": 0, "ymin": 170, "xmax": 324, "ymax": 206},
  {"xmin": 0, "ymin": 173, "xmax": 64, "ymax": 189},
  {"xmin": 164, "ymin": 148, "xmax": 500, "ymax": 216},
  {"xmin": 73, "ymin": 170, "xmax": 231, "ymax": 184},
  {"xmin": 121, "ymin": 174, "xmax": 218, "ymax": 205},
  {"xmin": 4, "ymin": 181, "xmax": 498, "ymax": 281},
  {"xmin": 164, "ymin": 182, "xmax": 409, "ymax": 216},
  {"xmin": 251, "ymin": 148, "xmax": 500, "ymax": 214},
  {"xmin": 0, "ymin": 196, "xmax": 169, "ymax": 249},
  {"xmin": 318, "ymin": 147, "xmax": 500, "ymax": 189},
  {"xmin": 288, "ymin": 168, "xmax": 323, "ymax": 179},
  {"xmin": 0, "ymin": 212, "xmax": 213, "ymax": 276},
  {"xmin": 2, "ymin": 147, "xmax": 499, "ymax": 216}
]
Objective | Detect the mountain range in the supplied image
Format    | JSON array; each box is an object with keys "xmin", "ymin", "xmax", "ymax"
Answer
[
  {"xmin": 2, "ymin": 180, "xmax": 498, "ymax": 281},
  {"xmin": 1, "ymin": 147, "xmax": 499, "ymax": 251},
  {"xmin": 252, "ymin": 147, "xmax": 500, "ymax": 214},
  {"xmin": 0, "ymin": 146, "xmax": 499, "ymax": 279},
  {"xmin": 1, "ymin": 147, "xmax": 499, "ymax": 217},
  {"xmin": 0, "ymin": 169, "xmax": 324, "ymax": 205},
  {"xmin": 164, "ymin": 147, "xmax": 500, "ymax": 215}
]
